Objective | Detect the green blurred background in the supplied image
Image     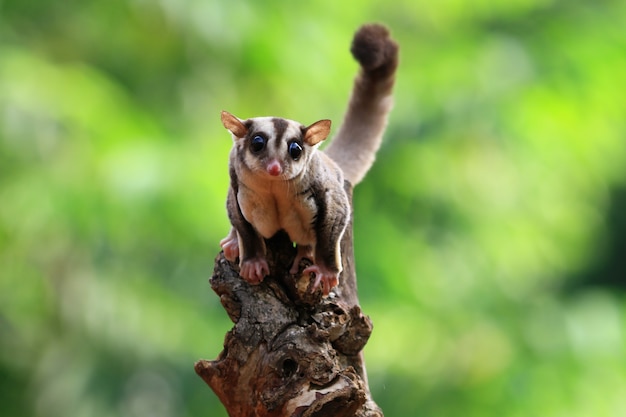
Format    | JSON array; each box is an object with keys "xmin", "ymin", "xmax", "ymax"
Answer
[{"xmin": 1, "ymin": 0, "xmax": 625, "ymax": 416}]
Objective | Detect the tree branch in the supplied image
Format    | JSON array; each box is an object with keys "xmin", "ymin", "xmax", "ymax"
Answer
[{"xmin": 196, "ymin": 184, "xmax": 382, "ymax": 417}]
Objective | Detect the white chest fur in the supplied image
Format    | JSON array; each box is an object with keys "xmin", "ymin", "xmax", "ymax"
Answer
[{"xmin": 237, "ymin": 177, "xmax": 318, "ymax": 246}]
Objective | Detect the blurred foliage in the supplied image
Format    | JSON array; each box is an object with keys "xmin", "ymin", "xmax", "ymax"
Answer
[{"xmin": 1, "ymin": 0, "xmax": 625, "ymax": 416}]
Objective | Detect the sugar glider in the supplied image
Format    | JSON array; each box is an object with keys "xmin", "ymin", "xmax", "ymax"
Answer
[{"xmin": 220, "ymin": 24, "xmax": 399, "ymax": 295}]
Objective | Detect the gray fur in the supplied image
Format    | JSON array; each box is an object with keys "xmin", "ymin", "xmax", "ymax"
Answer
[{"xmin": 220, "ymin": 24, "xmax": 398, "ymax": 295}]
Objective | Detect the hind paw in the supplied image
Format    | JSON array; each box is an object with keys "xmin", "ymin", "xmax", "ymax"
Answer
[{"xmin": 220, "ymin": 229, "xmax": 239, "ymax": 262}]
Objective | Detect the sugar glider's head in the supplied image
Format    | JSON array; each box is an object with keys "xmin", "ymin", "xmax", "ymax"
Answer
[{"xmin": 221, "ymin": 111, "xmax": 331, "ymax": 180}]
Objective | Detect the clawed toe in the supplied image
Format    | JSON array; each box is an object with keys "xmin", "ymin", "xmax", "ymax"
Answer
[
  {"xmin": 303, "ymin": 265, "xmax": 339, "ymax": 296},
  {"xmin": 240, "ymin": 257, "xmax": 269, "ymax": 284}
]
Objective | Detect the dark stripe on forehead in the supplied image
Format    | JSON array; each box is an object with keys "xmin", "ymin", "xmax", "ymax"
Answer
[{"xmin": 272, "ymin": 118, "xmax": 289, "ymax": 141}]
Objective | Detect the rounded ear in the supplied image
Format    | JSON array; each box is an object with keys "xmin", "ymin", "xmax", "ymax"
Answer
[
  {"xmin": 304, "ymin": 119, "xmax": 332, "ymax": 146},
  {"xmin": 221, "ymin": 111, "xmax": 248, "ymax": 138}
]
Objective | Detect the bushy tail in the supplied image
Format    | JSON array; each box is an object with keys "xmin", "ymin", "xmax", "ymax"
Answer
[{"xmin": 324, "ymin": 24, "xmax": 399, "ymax": 185}]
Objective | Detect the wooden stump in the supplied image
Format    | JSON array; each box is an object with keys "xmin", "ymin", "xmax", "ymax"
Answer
[{"xmin": 195, "ymin": 185, "xmax": 382, "ymax": 417}]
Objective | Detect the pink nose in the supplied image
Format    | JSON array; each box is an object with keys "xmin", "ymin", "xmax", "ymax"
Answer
[{"xmin": 267, "ymin": 161, "xmax": 282, "ymax": 176}]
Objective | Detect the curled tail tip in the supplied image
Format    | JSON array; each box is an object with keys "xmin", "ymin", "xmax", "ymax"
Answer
[
  {"xmin": 350, "ymin": 23, "xmax": 399, "ymax": 76},
  {"xmin": 327, "ymin": 23, "xmax": 398, "ymax": 185}
]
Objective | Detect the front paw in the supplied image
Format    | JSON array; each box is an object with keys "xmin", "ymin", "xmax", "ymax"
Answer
[
  {"xmin": 303, "ymin": 264, "xmax": 339, "ymax": 296},
  {"xmin": 240, "ymin": 257, "xmax": 269, "ymax": 284}
]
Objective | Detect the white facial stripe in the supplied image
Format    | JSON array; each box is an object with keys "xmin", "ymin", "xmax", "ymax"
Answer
[
  {"xmin": 249, "ymin": 117, "xmax": 304, "ymax": 155},
  {"xmin": 240, "ymin": 116, "xmax": 312, "ymax": 180}
]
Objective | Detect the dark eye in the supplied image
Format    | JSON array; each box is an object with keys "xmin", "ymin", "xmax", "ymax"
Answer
[
  {"xmin": 250, "ymin": 135, "xmax": 266, "ymax": 153},
  {"xmin": 288, "ymin": 141, "xmax": 303, "ymax": 160}
]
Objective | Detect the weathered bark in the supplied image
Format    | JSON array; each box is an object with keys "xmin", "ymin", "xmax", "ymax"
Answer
[{"xmin": 195, "ymin": 184, "xmax": 382, "ymax": 417}]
